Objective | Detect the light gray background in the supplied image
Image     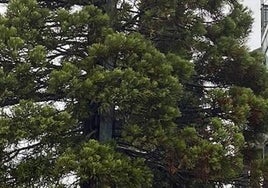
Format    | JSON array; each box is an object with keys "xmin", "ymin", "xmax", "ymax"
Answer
[{"xmin": 242, "ymin": 0, "xmax": 261, "ymax": 50}]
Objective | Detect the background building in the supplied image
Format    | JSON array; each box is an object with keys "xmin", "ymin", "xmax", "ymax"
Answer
[{"xmin": 261, "ymin": 0, "xmax": 268, "ymax": 63}]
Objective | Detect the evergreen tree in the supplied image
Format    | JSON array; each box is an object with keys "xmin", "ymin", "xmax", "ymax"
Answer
[{"xmin": 0, "ymin": 0, "xmax": 267, "ymax": 187}]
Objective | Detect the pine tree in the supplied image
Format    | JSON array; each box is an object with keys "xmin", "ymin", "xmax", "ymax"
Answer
[{"xmin": 0, "ymin": 0, "xmax": 267, "ymax": 187}]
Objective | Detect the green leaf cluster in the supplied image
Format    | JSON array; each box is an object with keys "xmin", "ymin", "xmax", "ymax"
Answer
[{"xmin": 0, "ymin": 0, "xmax": 267, "ymax": 187}]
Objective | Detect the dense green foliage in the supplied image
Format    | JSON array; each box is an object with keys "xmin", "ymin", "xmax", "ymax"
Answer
[{"xmin": 0, "ymin": 0, "xmax": 268, "ymax": 187}]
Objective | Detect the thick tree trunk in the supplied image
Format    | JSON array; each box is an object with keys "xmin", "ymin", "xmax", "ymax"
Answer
[
  {"xmin": 80, "ymin": 1, "xmax": 115, "ymax": 187},
  {"xmin": 83, "ymin": 102, "xmax": 100, "ymax": 140}
]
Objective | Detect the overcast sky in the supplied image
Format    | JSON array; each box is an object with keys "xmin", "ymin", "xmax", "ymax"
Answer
[{"xmin": 242, "ymin": 0, "xmax": 261, "ymax": 50}]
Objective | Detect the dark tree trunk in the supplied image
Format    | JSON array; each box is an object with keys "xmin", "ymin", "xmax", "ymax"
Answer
[
  {"xmin": 83, "ymin": 102, "xmax": 100, "ymax": 140},
  {"xmin": 80, "ymin": 178, "xmax": 97, "ymax": 188}
]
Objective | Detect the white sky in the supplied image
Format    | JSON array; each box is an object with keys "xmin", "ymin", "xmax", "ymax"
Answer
[{"xmin": 242, "ymin": 0, "xmax": 261, "ymax": 50}]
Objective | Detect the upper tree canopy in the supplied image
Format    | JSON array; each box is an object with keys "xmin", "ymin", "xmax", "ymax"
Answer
[{"xmin": 0, "ymin": 0, "xmax": 267, "ymax": 187}]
